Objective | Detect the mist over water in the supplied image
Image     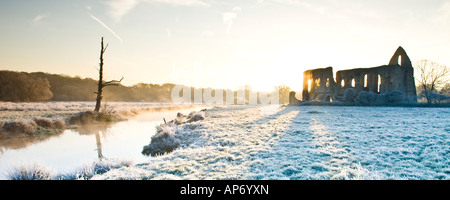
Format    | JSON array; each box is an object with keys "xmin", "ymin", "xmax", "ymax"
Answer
[{"xmin": 0, "ymin": 106, "xmax": 205, "ymax": 180}]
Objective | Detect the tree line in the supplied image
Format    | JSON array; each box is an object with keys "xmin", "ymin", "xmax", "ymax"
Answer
[
  {"xmin": 0, "ymin": 70, "xmax": 291, "ymax": 104},
  {"xmin": 0, "ymin": 71, "xmax": 53, "ymax": 102},
  {"xmin": 0, "ymin": 70, "xmax": 177, "ymax": 102}
]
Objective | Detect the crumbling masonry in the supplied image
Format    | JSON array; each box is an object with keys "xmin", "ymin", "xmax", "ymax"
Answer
[{"xmin": 302, "ymin": 46, "xmax": 417, "ymax": 103}]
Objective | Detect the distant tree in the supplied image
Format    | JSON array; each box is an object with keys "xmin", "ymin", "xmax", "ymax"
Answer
[
  {"xmin": 441, "ymin": 83, "xmax": 450, "ymax": 96},
  {"xmin": 0, "ymin": 71, "xmax": 53, "ymax": 102},
  {"xmin": 275, "ymin": 85, "xmax": 291, "ymax": 105},
  {"xmin": 32, "ymin": 72, "xmax": 97, "ymax": 101},
  {"xmin": 415, "ymin": 60, "xmax": 449, "ymax": 105},
  {"xmin": 94, "ymin": 37, "xmax": 123, "ymax": 112}
]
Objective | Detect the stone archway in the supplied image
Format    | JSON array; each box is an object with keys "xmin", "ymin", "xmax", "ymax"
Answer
[{"xmin": 388, "ymin": 46, "xmax": 412, "ymax": 67}]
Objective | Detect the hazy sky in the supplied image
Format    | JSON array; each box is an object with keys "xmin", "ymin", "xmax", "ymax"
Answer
[{"xmin": 1, "ymin": 0, "xmax": 449, "ymax": 92}]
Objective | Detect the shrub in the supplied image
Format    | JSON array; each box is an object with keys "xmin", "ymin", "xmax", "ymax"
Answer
[
  {"xmin": 68, "ymin": 111, "xmax": 96, "ymax": 124},
  {"xmin": 0, "ymin": 121, "xmax": 4, "ymax": 130},
  {"xmin": 53, "ymin": 119, "xmax": 66, "ymax": 130},
  {"xmin": 356, "ymin": 91, "xmax": 377, "ymax": 106},
  {"xmin": 374, "ymin": 94, "xmax": 387, "ymax": 106},
  {"xmin": 142, "ymin": 124, "xmax": 179, "ymax": 156},
  {"xmin": 2, "ymin": 121, "xmax": 36, "ymax": 135},
  {"xmin": 343, "ymin": 88, "xmax": 357, "ymax": 103},
  {"xmin": 68, "ymin": 110, "xmax": 123, "ymax": 125},
  {"xmin": 186, "ymin": 112, "xmax": 205, "ymax": 123},
  {"xmin": 385, "ymin": 90, "xmax": 403, "ymax": 104},
  {"xmin": 419, "ymin": 90, "xmax": 450, "ymax": 104},
  {"xmin": 356, "ymin": 90, "xmax": 404, "ymax": 106},
  {"xmin": 33, "ymin": 117, "xmax": 54, "ymax": 129},
  {"xmin": 142, "ymin": 110, "xmax": 206, "ymax": 156}
]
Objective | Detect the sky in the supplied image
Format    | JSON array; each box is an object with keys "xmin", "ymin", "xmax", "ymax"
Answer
[{"xmin": 1, "ymin": 0, "xmax": 450, "ymax": 92}]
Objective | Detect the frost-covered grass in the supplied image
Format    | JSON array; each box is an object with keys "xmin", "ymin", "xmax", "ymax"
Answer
[
  {"xmin": 142, "ymin": 111, "xmax": 206, "ymax": 156},
  {"xmin": 91, "ymin": 105, "xmax": 449, "ymax": 180},
  {"xmin": 0, "ymin": 101, "xmax": 185, "ymax": 112},
  {"xmin": 6, "ymin": 163, "xmax": 54, "ymax": 180},
  {"xmin": 6, "ymin": 159, "xmax": 133, "ymax": 180},
  {"xmin": 0, "ymin": 118, "xmax": 67, "ymax": 138},
  {"xmin": 0, "ymin": 101, "xmax": 200, "ymax": 137},
  {"xmin": 142, "ymin": 123, "xmax": 180, "ymax": 156},
  {"xmin": 57, "ymin": 159, "xmax": 134, "ymax": 180},
  {"xmin": 0, "ymin": 101, "xmax": 198, "ymax": 120}
]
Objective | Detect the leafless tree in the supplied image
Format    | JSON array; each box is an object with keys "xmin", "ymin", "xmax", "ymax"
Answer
[
  {"xmin": 415, "ymin": 59, "xmax": 449, "ymax": 104},
  {"xmin": 275, "ymin": 85, "xmax": 291, "ymax": 105},
  {"xmin": 94, "ymin": 37, "xmax": 123, "ymax": 112},
  {"xmin": 441, "ymin": 83, "xmax": 450, "ymax": 96}
]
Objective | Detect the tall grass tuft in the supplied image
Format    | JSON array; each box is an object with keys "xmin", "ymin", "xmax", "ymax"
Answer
[
  {"xmin": 53, "ymin": 119, "xmax": 66, "ymax": 130},
  {"xmin": 58, "ymin": 159, "xmax": 133, "ymax": 180},
  {"xmin": 68, "ymin": 105, "xmax": 124, "ymax": 125},
  {"xmin": 7, "ymin": 159, "xmax": 133, "ymax": 180},
  {"xmin": 6, "ymin": 163, "xmax": 53, "ymax": 180},
  {"xmin": 33, "ymin": 117, "xmax": 54, "ymax": 129},
  {"xmin": 2, "ymin": 121, "xmax": 36, "ymax": 135}
]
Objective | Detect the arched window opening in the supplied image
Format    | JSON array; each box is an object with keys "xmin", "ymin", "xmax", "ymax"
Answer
[
  {"xmin": 351, "ymin": 79, "xmax": 356, "ymax": 87},
  {"xmin": 364, "ymin": 74, "xmax": 368, "ymax": 88},
  {"xmin": 308, "ymin": 79, "xmax": 312, "ymax": 92},
  {"xmin": 377, "ymin": 74, "xmax": 381, "ymax": 93},
  {"xmin": 398, "ymin": 55, "xmax": 402, "ymax": 66},
  {"xmin": 315, "ymin": 78, "xmax": 321, "ymax": 87},
  {"xmin": 341, "ymin": 80, "xmax": 345, "ymax": 87},
  {"xmin": 326, "ymin": 78, "xmax": 330, "ymax": 87}
]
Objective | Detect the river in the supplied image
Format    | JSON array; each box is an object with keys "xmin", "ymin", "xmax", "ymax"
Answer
[{"xmin": 0, "ymin": 106, "xmax": 206, "ymax": 180}]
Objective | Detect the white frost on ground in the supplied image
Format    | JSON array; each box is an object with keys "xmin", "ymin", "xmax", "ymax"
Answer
[
  {"xmin": 93, "ymin": 105, "xmax": 450, "ymax": 180},
  {"xmin": 0, "ymin": 101, "xmax": 182, "ymax": 112},
  {"xmin": 0, "ymin": 102, "xmax": 196, "ymax": 120}
]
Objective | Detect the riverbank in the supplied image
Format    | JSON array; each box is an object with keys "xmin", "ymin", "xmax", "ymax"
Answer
[
  {"xmin": 0, "ymin": 101, "xmax": 199, "ymax": 138},
  {"xmin": 1, "ymin": 104, "xmax": 210, "ymax": 180}
]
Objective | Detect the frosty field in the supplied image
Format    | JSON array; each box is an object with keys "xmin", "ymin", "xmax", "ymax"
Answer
[
  {"xmin": 93, "ymin": 105, "xmax": 450, "ymax": 180},
  {"xmin": 0, "ymin": 101, "xmax": 196, "ymax": 121}
]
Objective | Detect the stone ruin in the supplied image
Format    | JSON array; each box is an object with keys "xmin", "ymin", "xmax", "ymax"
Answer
[{"xmin": 301, "ymin": 46, "xmax": 417, "ymax": 103}]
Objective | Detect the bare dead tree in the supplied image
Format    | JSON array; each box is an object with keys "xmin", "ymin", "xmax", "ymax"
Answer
[
  {"xmin": 94, "ymin": 37, "xmax": 123, "ymax": 113},
  {"xmin": 415, "ymin": 59, "xmax": 449, "ymax": 105}
]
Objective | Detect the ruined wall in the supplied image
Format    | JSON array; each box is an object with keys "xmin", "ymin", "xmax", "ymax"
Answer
[
  {"xmin": 302, "ymin": 46, "xmax": 417, "ymax": 103},
  {"xmin": 302, "ymin": 67, "xmax": 337, "ymax": 101}
]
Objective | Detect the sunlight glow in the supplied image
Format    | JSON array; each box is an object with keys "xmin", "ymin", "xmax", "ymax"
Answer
[
  {"xmin": 364, "ymin": 74, "xmax": 368, "ymax": 88},
  {"xmin": 377, "ymin": 74, "xmax": 381, "ymax": 93},
  {"xmin": 308, "ymin": 79, "xmax": 312, "ymax": 92},
  {"xmin": 1, "ymin": 0, "xmax": 449, "ymax": 93}
]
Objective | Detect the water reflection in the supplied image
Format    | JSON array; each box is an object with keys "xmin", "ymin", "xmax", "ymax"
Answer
[
  {"xmin": 96, "ymin": 132, "xmax": 103, "ymax": 160},
  {"xmin": 75, "ymin": 123, "xmax": 115, "ymax": 160},
  {"xmin": 0, "ymin": 122, "xmax": 115, "ymax": 161},
  {"xmin": 0, "ymin": 106, "xmax": 208, "ymax": 179},
  {"xmin": 0, "ymin": 132, "xmax": 64, "ymax": 154}
]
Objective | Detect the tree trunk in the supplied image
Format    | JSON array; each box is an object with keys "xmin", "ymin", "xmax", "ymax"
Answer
[{"xmin": 94, "ymin": 37, "xmax": 106, "ymax": 113}]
